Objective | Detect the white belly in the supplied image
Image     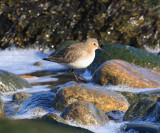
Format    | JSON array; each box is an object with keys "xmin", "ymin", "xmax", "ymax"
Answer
[{"xmin": 60, "ymin": 54, "xmax": 95, "ymax": 69}]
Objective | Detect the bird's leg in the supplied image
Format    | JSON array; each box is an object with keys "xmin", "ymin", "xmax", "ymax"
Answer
[
  {"xmin": 76, "ymin": 73, "xmax": 87, "ymax": 81},
  {"xmin": 69, "ymin": 69, "xmax": 80, "ymax": 83},
  {"xmin": 68, "ymin": 69, "xmax": 87, "ymax": 82}
]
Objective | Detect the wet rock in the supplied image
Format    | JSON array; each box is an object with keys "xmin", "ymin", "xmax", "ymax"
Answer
[
  {"xmin": 0, "ymin": 96, "xmax": 4, "ymax": 116},
  {"xmin": 92, "ymin": 60, "xmax": 160, "ymax": 88},
  {"xmin": 0, "ymin": 119, "xmax": 92, "ymax": 133},
  {"xmin": 50, "ymin": 85, "xmax": 62, "ymax": 93},
  {"xmin": 89, "ymin": 44, "xmax": 160, "ymax": 74},
  {"xmin": 61, "ymin": 101, "xmax": 109, "ymax": 126},
  {"xmin": 13, "ymin": 92, "xmax": 32, "ymax": 102},
  {"xmin": 41, "ymin": 113, "xmax": 68, "ymax": 124},
  {"xmin": 105, "ymin": 111, "xmax": 124, "ymax": 121},
  {"xmin": 0, "ymin": 69, "xmax": 32, "ymax": 92},
  {"xmin": 121, "ymin": 121, "xmax": 160, "ymax": 133},
  {"xmin": 120, "ymin": 91, "xmax": 159, "ymax": 104},
  {"xmin": 52, "ymin": 82, "xmax": 129, "ymax": 112},
  {"xmin": 0, "ymin": 1, "xmax": 159, "ymax": 50},
  {"xmin": 15, "ymin": 92, "xmax": 55, "ymax": 117},
  {"xmin": 33, "ymin": 61, "xmax": 42, "ymax": 66},
  {"xmin": 123, "ymin": 98, "xmax": 156, "ymax": 121}
]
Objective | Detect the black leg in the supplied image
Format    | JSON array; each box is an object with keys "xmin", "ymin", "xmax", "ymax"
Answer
[
  {"xmin": 68, "ymin": 69, "xmax": 87, "ymax": 82},
  {"xmin": 76, "ymin": 73, "xmax": 87, "ymax": 81},
  {"xmin": 69, "ymin": 69, "xmax": 80, "ymax": 83}
]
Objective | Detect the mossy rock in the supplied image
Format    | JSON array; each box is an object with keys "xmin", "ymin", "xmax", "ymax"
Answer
[
  {"xmin": 120, "ymin": 91, "xmax": 160, "ymax": 104},
  {"xmin": 123, "ymin": 97, "xmax": 160, "ymax": 122},
  {"xmin": 0, "ymin": 0, "xmax": 159, "ymax": 49},
  {"xmin": 123, "ymin": 98, "xmax": 156, "ymax": 121},
  {"xmin": 88, "ymin": 44, "xmax": 160, "ymax": 73},
  {"xmin": 0, "ymin": 70, "xmax": 31, "ymax": 92}
]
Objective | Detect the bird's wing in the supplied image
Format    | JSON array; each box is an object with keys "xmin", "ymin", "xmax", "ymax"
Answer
[{"xmin": 44, "ymin": 46, "xmax": 83, "ymax": 63}]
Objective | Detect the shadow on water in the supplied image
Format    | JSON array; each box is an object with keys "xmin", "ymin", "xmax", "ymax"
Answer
[{"xmin": 25, "ymin": 70, "xmax": 84, "ymax": 88}]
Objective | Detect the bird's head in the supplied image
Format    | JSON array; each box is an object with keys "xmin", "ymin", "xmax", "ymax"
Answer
[{"xmin": 85, "ymin": 38, "xmax": 110, "ymax": 56}]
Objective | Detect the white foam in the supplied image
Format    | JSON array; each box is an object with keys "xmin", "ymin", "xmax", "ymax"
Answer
[
  {"xmin": 26, "ymin": 75, "xmax": 58, "ymax": 83},
  {"xmin": 144, "ymin": 45, "xmax": 160, "ymax": 54},
  {"xmin": 66, "ymin": 120, "xmax": 127, "ymax": 133},
  {"xmin": 0, "ymin": 48, "xmax": 66, "ymax": 74},
  {"xmin": 103, "ymin": 85, "xmax": 160, "ymax": 93}
]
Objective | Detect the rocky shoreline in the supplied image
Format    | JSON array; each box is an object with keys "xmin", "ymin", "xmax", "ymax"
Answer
[
  {"xmin": 0, "ymin": 42, "xmax": 160, "ymax": 132},
  {"xmin": 0, "ymin": 0, "xmax": 159, "ymax": 50}
]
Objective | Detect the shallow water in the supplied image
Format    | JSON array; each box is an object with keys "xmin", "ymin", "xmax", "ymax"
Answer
[{"xmin": 0, "ymin": 48, "xmax": 159, "ymax": 133}]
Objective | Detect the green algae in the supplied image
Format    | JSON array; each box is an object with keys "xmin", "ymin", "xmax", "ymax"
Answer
[{"xmin": 89, "ymin": 44, "xmax": 160, "ymax": 73}]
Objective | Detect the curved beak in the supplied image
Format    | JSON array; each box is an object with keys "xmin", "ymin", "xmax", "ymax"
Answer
[{"xmin": 98, "ymin": 47, "xmax": 110, "ymax": 56}]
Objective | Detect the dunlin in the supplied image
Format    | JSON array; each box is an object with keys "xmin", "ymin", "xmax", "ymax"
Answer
[{"xmin": 43, "ymin": 38, "xmax": 109, "ymax": 82}]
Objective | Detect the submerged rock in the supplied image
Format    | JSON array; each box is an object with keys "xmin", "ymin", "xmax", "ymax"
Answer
[
  {"xmin": 89, "ymin": 44, "xmax": 160, "ymax": 74},
  {"xmin": 61, "ymin": 101, "xmax": 109, "ymax": 126},
  {"xmin": 33, "ymin": 61, "xmax": 42, "ymax": 66},
  {"xmin": 92, "ymin": 60, "xmax": 160, "ymax": 88},
  {"xmin": 52, "ymin": 82, "xmax": 129, "ymax": 112},
  {"xmin": 41, "ymin": 113, "xmax": 68, "ymax": 124},
  {"xmin": 13, "ymin": 92, "xmax": 32, "ymax": 103},
  {"xmin": 0, "ymin": 69, "xmax": 31, "ymax": 92}
]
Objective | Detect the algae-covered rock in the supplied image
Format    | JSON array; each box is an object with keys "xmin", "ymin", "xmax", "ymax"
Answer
[
  {"xmin": 89, "ymin": 44, "xmax": 160, "ymax": 74},
  {"xmin": 92, "ymin": 60, "xmax": 160, "ymax": 88},
  {"xmin": 0, "ymin": 69, "xmax": 31, "ymax": 92},
  {"xmin": 41, "ymin": 113, "xmax": 68, "ymax": 124},
  {"xmin": 123, "ymin": 98, "xmax": 160, "ymax": 122},
  {"xmin": 0, "ymin": 0, "xmax": 159, "ymax": 49},
  {"xmin": 123, "ymin": 98, "xmax": 156, "ymax": 121},
  {"xmin": 52, "ymin": 82, "xmax": 129, "ymax": 112},
  {"xmin": 120, "ymin": 91, "xmax": 159, "ymax": 104},
  {"xmin": 61, "ymin": 101, "xmax": 109, "ymax": 126}
]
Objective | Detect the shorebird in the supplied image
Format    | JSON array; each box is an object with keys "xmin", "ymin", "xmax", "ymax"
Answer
[{"xmin": 43, "ymin": 38, "xmax": 109, "ymax": 82}]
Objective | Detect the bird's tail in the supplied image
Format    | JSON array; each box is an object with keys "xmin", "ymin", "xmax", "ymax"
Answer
[
  {"xmin": 43, "ymin": 57, "xmax": 57, "ymax": 62},
  {"xmin": 43, "ymin": 58, "xmax": 48, "ymax": 60}
]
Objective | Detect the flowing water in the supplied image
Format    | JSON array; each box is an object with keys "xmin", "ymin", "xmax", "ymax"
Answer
[{"xmin": 0, "ymin": 47, "xmax": 160, "ymax": 133}]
